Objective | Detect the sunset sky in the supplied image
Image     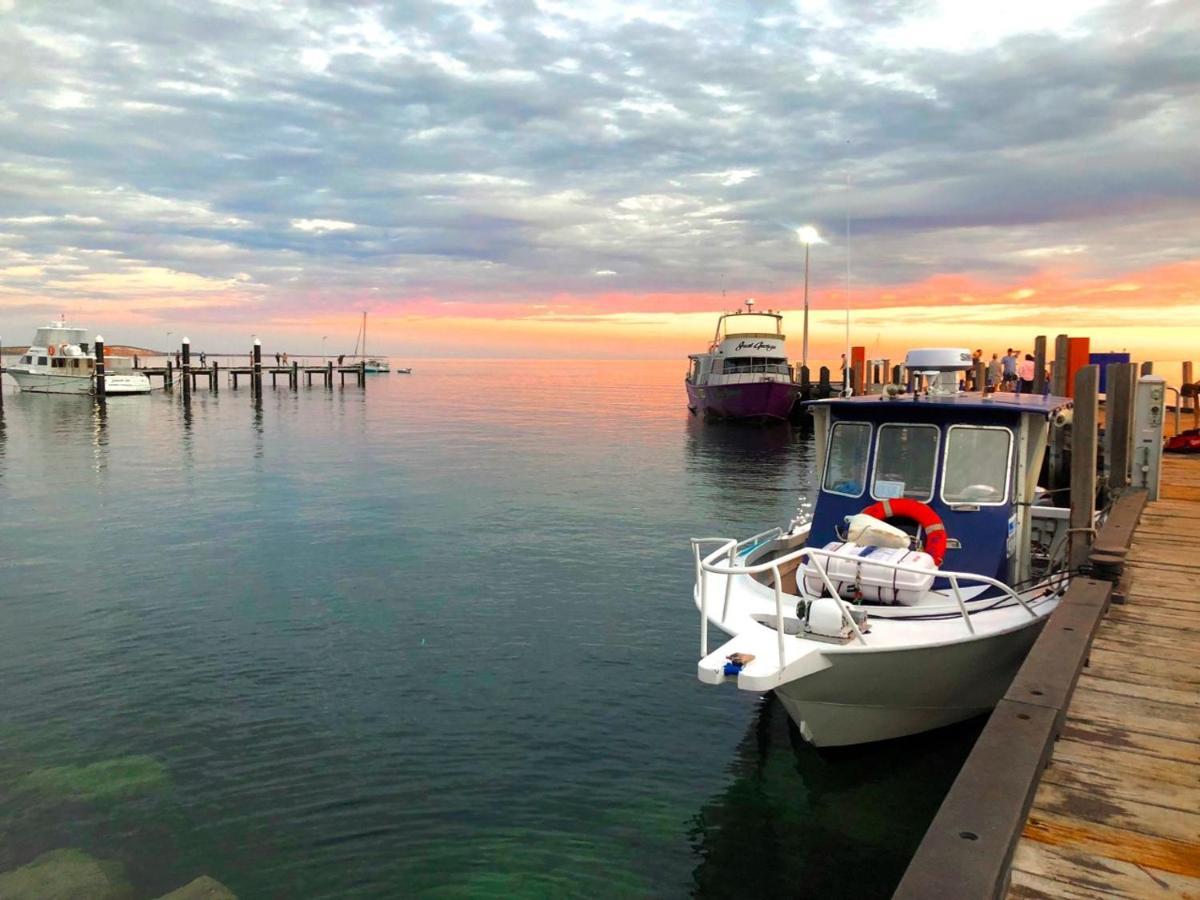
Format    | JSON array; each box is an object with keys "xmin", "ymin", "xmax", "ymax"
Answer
[{"xmin": 1, "ymin": 0, "xmax": 1196, "ymax": 362}]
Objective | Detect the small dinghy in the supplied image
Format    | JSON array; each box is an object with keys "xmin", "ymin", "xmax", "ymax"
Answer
[{"xmin": 690, "ymin": 348, "xmax": 1079, "ymax": 747}]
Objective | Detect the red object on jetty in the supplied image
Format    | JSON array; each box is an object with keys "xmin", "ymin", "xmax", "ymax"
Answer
[{"xmin": 1165, "ymin": 429, "xmax": 1200, "ymax": 453}]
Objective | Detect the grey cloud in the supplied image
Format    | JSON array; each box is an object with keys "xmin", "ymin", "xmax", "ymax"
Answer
[{"xmin": 0, "ymin": 0, "xmax": 1196, "ymax": 329}]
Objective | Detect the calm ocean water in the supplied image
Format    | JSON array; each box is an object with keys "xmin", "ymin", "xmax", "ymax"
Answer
[{"xmin": 0, "ymin": 359, "xmax": 980, "ymax": 898}]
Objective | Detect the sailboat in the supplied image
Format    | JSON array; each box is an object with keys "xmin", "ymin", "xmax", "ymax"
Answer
[{"xmin": 351, "ymin": 312, "xmax": 389, "ymax": 373}]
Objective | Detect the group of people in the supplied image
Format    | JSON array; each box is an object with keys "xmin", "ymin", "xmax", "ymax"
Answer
[{"xmin": 966, "ymin": 349, "xmax": 1047, "ymax": 394}]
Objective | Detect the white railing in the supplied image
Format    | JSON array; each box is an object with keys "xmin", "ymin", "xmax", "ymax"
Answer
[{"xmin": 691, "ymin": 538, "xmax": 1050, "ymax": 672}]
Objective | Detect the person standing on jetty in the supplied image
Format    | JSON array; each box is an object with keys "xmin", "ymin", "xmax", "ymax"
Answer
[
  {"xmin": 987, "ymin": 353, "xmax": 1002, "ymax": 392},
  {"xmin": 1017, "ymin": 353, "xmax": 1036, "ymax": 393},
  {"xmin": 275, "ymin": 352, "xmax": 281, "ymax": 366},
  {"xmin": 1002, "ymin": 349, "xmax": 1018, "ymax": 390}
]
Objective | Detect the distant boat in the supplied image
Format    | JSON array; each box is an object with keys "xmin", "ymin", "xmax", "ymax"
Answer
[
  {"xmin": 395, "ymin": 367, "xmax": 412, "ymax": 375},
  {"xmin": 352, "ymin": 312, "xmax": 390, "ymax": 373},
  {"xmin": 7, "ymin": 320, "xmax": 151, "ymax": 395},
  {"xmin": 685, "ymin": 299, "xmax": 800, "ymax": 422}
]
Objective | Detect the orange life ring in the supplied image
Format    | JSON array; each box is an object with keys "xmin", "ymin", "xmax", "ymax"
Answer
[
  {"xmin": 47, "ymin": 344, "xmax": 55, "ymax": 356},
  {"xmin": 860, "ymin": 498, "xmax": 948, "ymax": 565}
]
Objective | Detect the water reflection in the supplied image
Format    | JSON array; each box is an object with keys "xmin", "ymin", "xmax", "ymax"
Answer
[
  {"xmin": 91, "ymin": 399, "xmax": 108, "ymax": 472},
  {"xmin": 684, "ymin": 418, "xmax": 815, "ymax": 526},
  {"xmin": 690, "ymin": 695, "xmax": 984, "ymax": 899}
]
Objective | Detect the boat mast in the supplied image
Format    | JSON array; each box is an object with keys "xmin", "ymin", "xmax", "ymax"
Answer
[{"xmin": 363, "ymin": 311, "xmax": 367, "ymax": 360}]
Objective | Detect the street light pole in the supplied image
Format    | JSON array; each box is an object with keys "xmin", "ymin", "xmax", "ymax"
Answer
[
  {"xmin": 795, "ymin": 226, "xmax": 821, "ymax": 373},
  {"xmin": 802, "ymin": 240, "xmax": 810, "ymax": 370}
]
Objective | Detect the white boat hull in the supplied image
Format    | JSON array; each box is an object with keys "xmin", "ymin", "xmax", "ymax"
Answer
[
  {"xmin": 774, "ymin": 620, "xmax": 1045, "ymax": 746},
  {"xmin": 9, "ymin": 370, "xmax": 151, "ymax": 395},
  {"xmin": 10, "ymin": 370, "xmax": 93, "ymax": 394}
]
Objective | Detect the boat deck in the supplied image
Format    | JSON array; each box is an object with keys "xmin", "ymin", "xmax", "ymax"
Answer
[{"xmin": 1006, "ymin": 452, "xmax": 1200, "ymax": 898}]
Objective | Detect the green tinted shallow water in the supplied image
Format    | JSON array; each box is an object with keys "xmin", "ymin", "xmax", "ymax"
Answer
[{"xmin": 0, "ymin": 359, "xmax": 980, "ymax": 898}]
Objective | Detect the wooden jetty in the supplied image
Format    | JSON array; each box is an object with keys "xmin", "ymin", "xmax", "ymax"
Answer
[
  {"xmin": 1005, "ymin": 452, "xmax": 1200, "ymax": 899},
  {"xmin": 895, "ymin": 425, "xmax": 1200, "ymax": 898}
]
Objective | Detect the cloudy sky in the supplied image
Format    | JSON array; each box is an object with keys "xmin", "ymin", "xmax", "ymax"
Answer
[{"xmin": 1, "ymin": 0, "xmax": 1197, "ymax": 359}]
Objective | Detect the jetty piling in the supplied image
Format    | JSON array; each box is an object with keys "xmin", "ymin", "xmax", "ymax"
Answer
[
  {"xmin": 1106, "ymin": 362, "xmax": 1136, "ymax": 489},
  {"xmin": 1052, "ymin": 334, "xmax": 1070, "ymax": 396},
  {"xmin": 94, "ymin": 335, "xmax": 106, "ymax": 399},
  {"xmin": 252, "ymin": 339, "xmax": 262, "ymax": 397},
  {"xmin": 1033, "ymin": 335, "xmax": 1047, "ymax": 395},
  {"xmin": 1068, "ymin": 365, "xmax": 1099, "ymax": 570},
  {"xmin": 181, "ymin": 337, "xmax": 191, "ymax": 400}
]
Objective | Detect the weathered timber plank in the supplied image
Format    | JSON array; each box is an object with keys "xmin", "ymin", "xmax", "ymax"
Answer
[
  {"xmin": 1038, "ymin": 756, "xmax": 1200, "ymax": 816},
  {"xmin": 1092, "ymin": 634, "xmax": 1199, "ymax": 663},
  {"xmin": 1105, "ymin": 605, "xmax": 1199, "ymax": 630},
  {"xmin": 1072, "ymin": 670, "xmax": 1199, "ymax": 708},
  {"xmin": 1032, "ymin": 768, "xmax": 1200, "ymax": 840},
  {"xmin": 1069, "ymin": 686, "xmax": 1200, "ymax": 742},
  {"xmin": 1029, "ymin": 779, "xmax": 1200, "ymax": 845},
  {"xmin": 1050, "ymin": 738, "xmax": 1200, "ymax": 789},
  {"xmin": 1079, "ymin": 660, "xmax": 1200, "ymax": 692},
  {"xmin": 1009, "ymin": 841, "xmax": 1200, "ymax": 899},
  {"xmin": 1059, "ymin": 720, "xmax": 1200, "ymax": 765},
  {"xmin": 1096, "ymin": 619, "xmax": 1200, "ymax": 650},
  {"xmin": 1020, "ymin": 810, "xmax": 1200, "ymax": 877},
  {"xmin": 1085, "ymin": 646, "xmax": 1200, "ymax": 685},
  {"xmin": 1113, "ymin": 595, "xmax": 1200, "ymax": 614}
]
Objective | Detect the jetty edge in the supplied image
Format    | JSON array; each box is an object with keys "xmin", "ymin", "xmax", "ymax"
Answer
[{"xmin": 894, "ymin": 433, "xmax": 1199, "ymax": 895}]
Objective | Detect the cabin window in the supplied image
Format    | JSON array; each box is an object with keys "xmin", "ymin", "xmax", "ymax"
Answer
[
  {"xmin": 823, "ymin": 422, "xmax": 871, "ymax": 497},
  {"xmin": 22, "ymin": 355, "xmax": 32, "ymax": 364},
  {"xmin": 942, "ymin": 426, "xmax": 1013, "ymax": 505},
  {"xmin": 871, "ymin": 424, "xmax": 939, "ymax": 501},
  {"xmin": 38, "ymin": 356, "xmax": 48, "ymax": 366}
]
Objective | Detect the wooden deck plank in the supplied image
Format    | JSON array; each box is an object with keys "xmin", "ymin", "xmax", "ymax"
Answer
[
  {"xmin": 1010, "ymin": 842, "xmax": 1200, "ymax": 899},
  {"xmin": 1038, "ymin": 755, "xmax": 1200, "ymax": 815},
  {"xmin": 1050, "ymin": 738, "xmax": 1200, "ymax": 789},
  {"xmin": 1084, "ymin": 646, "xmax": 1200, "ymax": 685},
  {"xmin": 1067, "ymin": 686, "xmax": 1200, "ymax": 742},
  {"xmin": 1074, "ymin": 669, "xmax": 1200, "ymax": 708},
  {"xmin": 1028, "ymin": 781, "xmax": 1200, "ymax": 845},
  {"xmin": 1019, "ymin": 811, "xmax": 1200, "ymax": 878}
]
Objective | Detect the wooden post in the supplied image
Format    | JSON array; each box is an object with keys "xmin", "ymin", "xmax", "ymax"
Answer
[
  {"xmin": 211, "ymin": 361, "xmax": 219, "ymax": 393},
  {"xmin": 181, "ymin": 337, "xmax": 191, "ymax": 399},
  {"xmin": 881, "ymin": 358, "xmax": 890, "ymax": 385},
  {"xmin": 1184, "ymin": 362, "xmax": 1195, "ymax": 413},
  {"xmin": 1052, "ymin": 334, "xmax": 1069, "ymax": 397},
  {"xmin": 1140, "ymin": 361, "xmax": 1153, "ymax": 376},
  {"xmin": 252, "ymin": 339, "xmax": 262, "ymax": 397},
  {"xmin": 165, "ymin": 359, "xmax": 173, "ymax": 389},
  {"xmin": 360, "ymin": 361, "xmax": 366, "ymax": 387},
  {"xmin": 291, "ymin": 360, "xmax": 298, "ymax": 389},
  {"xmin": 891, "ymin": 364, "xmax": 902, "ymax": 386},
  {"xmin": 1033, "ymin": 335, "xmax": 1047, "ymax": 395},
  {"xmin": 1106, "ymin": 363, "xmax": 1135, "ymax": 491},
  {"xmin": 326, "ymin": 361, "xmax": 333, "ymax": 388},
  {"xmin": 972, "ymin": 360, "xmax": 985, "ymax": 394},
  {"xmin": 852, "ymin": 359, "xmax": 865, "ymax": 396},
  {"xmin": 818, "ymin": 366, "xmax": 830, "ymax": 399},
  {"xmin": 1069, "ymin": 365, "xmax": 1099, "ymax": 571},
  {"xmin": 94, "ymin": 335, "xmax": 107, "ymax": 398}
]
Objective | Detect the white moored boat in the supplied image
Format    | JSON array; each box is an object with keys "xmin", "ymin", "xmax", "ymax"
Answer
[
  {"xmin": 691, "ymin": 348, "xmax": 1078, "ymax": 747},
  {"xmin": 7, "ymin": 321, "xmax": 151, "ymax": 395}
]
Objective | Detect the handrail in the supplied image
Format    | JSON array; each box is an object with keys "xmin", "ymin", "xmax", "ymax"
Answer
[{"xmin": 693, "ymin": 539, "xmax": 1045, "ymax": 661}]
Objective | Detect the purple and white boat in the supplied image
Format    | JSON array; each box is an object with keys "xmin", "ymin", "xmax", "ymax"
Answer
[{"xmin": 686, "ymin": 300, "xmax": 800, "ymax": 422}]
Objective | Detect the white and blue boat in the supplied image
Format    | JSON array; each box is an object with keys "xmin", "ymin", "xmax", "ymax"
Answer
[{"xmin": 690, "ymin": 348, "xmax": 1078, "ymax": 747}]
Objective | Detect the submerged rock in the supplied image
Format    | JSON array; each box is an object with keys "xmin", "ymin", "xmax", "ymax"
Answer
[
  {"xmin": 0, "ymin": 848, "xmax": 133, "ymax": 900},
  {"xmin": 16, "ymin": 755, "xmax": 170, "ymax": 802},
  {"xmin": 157, "ymin": 875, "xmax": 238, "ymax": 899}
]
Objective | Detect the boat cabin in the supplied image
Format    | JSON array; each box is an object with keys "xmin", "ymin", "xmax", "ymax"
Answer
[
  {"xmin": 688, "ymin": 304, "xmax": 792, "ymax": 384},
  {"xmin": 806, "ymin": 389, "xmax": 1072, "ymax": 587}
]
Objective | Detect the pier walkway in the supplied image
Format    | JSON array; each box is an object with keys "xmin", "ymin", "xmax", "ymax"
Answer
[{"xmin": 1007, "ymin": 453, "xmax": 1200, "ymax": 899}]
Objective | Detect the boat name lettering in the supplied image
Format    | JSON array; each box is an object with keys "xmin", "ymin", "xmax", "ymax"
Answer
[{"xmin": 733, "ymin": 341, "xmax": 778, "ymax": 352}]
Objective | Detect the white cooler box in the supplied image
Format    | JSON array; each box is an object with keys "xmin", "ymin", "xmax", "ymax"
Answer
[{"xmin": 801, "ymin": 541, "xmax": 937, "ymax": 605}]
